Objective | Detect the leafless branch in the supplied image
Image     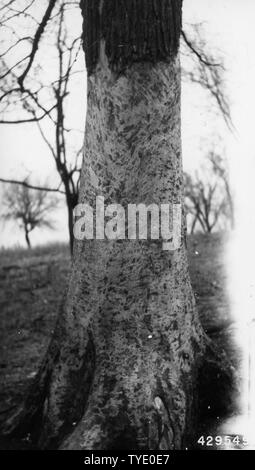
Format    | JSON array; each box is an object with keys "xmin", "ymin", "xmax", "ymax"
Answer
[
  {"xmin": 0, "ymin": 103, "xmax": 57, "ymax": 123},
  {"xmin": 0, "ymin": 177, "xmax": 65, "ymax": 194},
  {"xmin": 181, "ymin": 30, "xmax": 221, "ymax": 68},
  {"xmin": 17, "ymin": 0, "xmax": 58, "ymax": 90}
]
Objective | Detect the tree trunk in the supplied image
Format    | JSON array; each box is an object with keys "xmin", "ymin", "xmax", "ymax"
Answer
[
  {"xmin": 190, "ymin": 215, "xmax": 198, "ymax": 234},
  {"xmin": 2, "ymin": 0, "xmax": 235, "ymax": 450},
  {"xmin": 25, "ymin": 227, "xmax": 31, "ymax": 249},
  {"xmin": 66, "ymin": 192, "xmax": 75, "ymax": 255}
]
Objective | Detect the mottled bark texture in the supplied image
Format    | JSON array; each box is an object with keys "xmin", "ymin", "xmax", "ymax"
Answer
[{"xmin": 2, "ymin": 0, "xmax": 234, "ymax": 450}]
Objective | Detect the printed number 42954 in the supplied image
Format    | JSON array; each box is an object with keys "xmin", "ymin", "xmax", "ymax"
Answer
[{"xmin": 197, "ymin": 435, "xmax": 248, "ymax": 447}]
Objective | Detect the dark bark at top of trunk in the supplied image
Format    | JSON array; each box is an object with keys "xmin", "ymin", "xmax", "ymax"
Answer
[{"xmin": 80, "ymin": 0, "xmax": 183, "ymax": 75}]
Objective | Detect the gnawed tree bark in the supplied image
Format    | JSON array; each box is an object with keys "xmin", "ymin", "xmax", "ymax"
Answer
[{"xmin": 2, "ymin": 0, "xmax": 235, "ymax": 450}]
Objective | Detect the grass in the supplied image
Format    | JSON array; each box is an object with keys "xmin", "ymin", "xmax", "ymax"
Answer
[
  {"xmin": 0, "ymin": 233, "xmax": 240, "ymax": 448},
  {"xmin": 0, "ymin": 242, "xmax": 70, "ymax": 420}
]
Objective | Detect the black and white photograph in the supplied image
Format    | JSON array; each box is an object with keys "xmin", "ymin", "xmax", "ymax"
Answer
[{"xmin": 0, "ymin": 0, "xmax": 254, "ymax": 457}]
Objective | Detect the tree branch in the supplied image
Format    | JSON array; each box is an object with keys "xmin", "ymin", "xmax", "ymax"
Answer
[
  {"xmin": 17, "ymin": 0, "xmax": 57, "ymax": 91},
  {"xmin": 0, "ymin": 177, "xmax": 65, "ymax": 194},
  {"xmin": 0, "ymin": 104, "xmax": 57, "ymax": 123},
  {"xmin": 181, "ymin": 30, "xmax": 221, "ymax": 68}
]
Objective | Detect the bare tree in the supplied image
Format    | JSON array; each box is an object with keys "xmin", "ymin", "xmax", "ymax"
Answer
[
  {"xmin": 0, "ymin": 0, "xmax": 84, "ymax": 252},
  {"xmin": 184, "ymin": 163, "xmax": 230, "ymax": 234},
  {"xmin": 208, "ymin": 150, "xmax": 235, "ymax": 229},
  {"xmin": 29, "ymin": 5, "xmax": 83, "ymax": 253},
  {"xmin": 1, "ymin": 178, "xmax": 58, "ymax": 248},
  {"xmin": 2, "ymin": 0, "xmax": 234, "ymax": 450}
]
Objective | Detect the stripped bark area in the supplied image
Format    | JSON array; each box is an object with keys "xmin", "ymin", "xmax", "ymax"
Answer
[
  {"xmin": 60, "ymin": 56, "xmax": 204, "ymax": 449},
  {"xmin": 2, "ymin": 0, "xmax": 235, "ymax": 450}
]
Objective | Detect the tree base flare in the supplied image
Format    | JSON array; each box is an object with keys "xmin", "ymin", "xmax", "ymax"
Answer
[{"xmin": 1, "ymin": 329, "xmax": 236, "ymax": 450}]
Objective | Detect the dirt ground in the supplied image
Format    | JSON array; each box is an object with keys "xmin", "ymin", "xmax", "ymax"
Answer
[{"xmin": 0, "ymin": 233, "xmax": 241, "ymax": 449}]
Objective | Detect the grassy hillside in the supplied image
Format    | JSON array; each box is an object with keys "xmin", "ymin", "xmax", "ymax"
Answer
[{"xmin": 0, "ymin": 234, "xmax": 240, "ymax": 448}]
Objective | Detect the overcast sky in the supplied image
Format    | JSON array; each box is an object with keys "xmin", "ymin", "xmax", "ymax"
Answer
[{"xmin": 0, "ymin": 0, "xmax": 255, "ymax": 248}]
